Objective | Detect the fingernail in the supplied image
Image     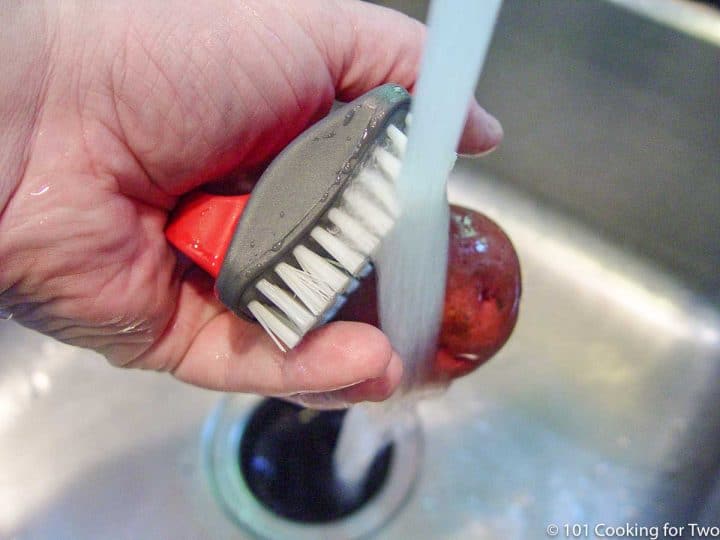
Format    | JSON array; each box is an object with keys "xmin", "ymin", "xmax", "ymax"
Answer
[
  {"xmin": 341, "ymin": 377, "xmax": 391, "ymax": 403},
  {"xmin": 341, "ymin": 351, "xmax": 404, "ymax": 403},
  {"xmin": 364, "ymin": 351, "xmax": 404, "ymax": 401},
  {"xmin": 459, "ymin": 145, "xmax": 498, "ymax": 159},
  {"xmin": 486, "ymin": 113, "xmax": 504, "ymax": 141},
  {"xmin": 283, "ymin": 392, "xmax": 351, "ymax": 410},
  {"xmin": 386, "ymin": 350, "xmax": 404, "ymax": 386},
  {"xmin": 459, "ymin": 109, "xmax": 504, "ymax": 158}
]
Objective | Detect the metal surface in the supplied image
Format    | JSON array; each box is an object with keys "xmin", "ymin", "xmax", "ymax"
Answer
[
  {"xmin": 378, "ymin": 0, "xmax": 720, "ymax": 304},
  {"xmin": 3, "ymin": 0, "xmax": 720, "ymax": 538},
  {"xmin": 476, "ymin": 0, "xmax": 720, "ymax": 306},
  {"xmin": 3, "ymin": 169, "xmax": 719, "ymax": 539}
]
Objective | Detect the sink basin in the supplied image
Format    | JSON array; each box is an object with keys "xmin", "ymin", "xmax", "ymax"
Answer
[{"xmin": 2, "ymin": 0, "xmax": 719, "ymax": 538}]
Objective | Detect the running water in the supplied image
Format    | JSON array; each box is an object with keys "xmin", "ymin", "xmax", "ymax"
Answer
[{"xmin": 334, "ymin": 0, "xmax": 503, "ymax": 495}]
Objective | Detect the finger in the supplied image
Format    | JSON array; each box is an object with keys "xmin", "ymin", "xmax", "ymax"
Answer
[
  {"xmin": 111, "ymin": 0, "xmax": 500, "ymax": 196},
  {"xmin": 173, "ymin": 318, "xmax": 397, "ymax": 395},
  {"xmin": 315, "ymin": 1, "xmax": 425, "ymax": 100},
  {"xmin": 334, "ymin": 352, "xmax": 403, "ymax": 402},
  {"xmin": 459, "ymin": 101, "xmax": 504, "ymax": 156},
  {"xmin": 284, "ymin": 352, "xmax": 403, "ymax": 409},
  {"xmin": 310, "ymin": 0, "xmax": 503, "ymax": 155},
  {"xmin": 134, "ymin": 266, "xmax": 399, "ymax": 394},
  {"xmin": 135, "ymin": 267, "xmax": 400, "ymax": 394}
]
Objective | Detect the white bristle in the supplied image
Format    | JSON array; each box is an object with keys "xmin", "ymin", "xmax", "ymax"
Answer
[
  {"xmin": 405, "ymin": 113, "xmax": 412, "ymax": 126},
  {"xmin": 256, "ymin": 279, "xmax": 315, "ymax": 332},
  {"xmin": 374, "ymin": 147, "xmax": 402, "ymax": 180},
  {"xmin": 246, "ymin": 120, "xmax": 408, "ymax": 353},
  {"xmin": 320, "ymin": 294, "xmax": 349, "ymax": 325},
  {"xmin": 328, "ymin": 208, "xmax": 380, "ymax": 255},
  {"xmin": 310, "ymin": 227, "xmax": 367, "ymax": 275},
  {"xmin": 275, "ymin": 262, "xmax": 336, "ymax": 316},
  {"xmin": 293, "ymin": 245, "xmax": 351, "ymax": 292},
  {"xmin": 343, "ymin": 187, "xmax": 395, "ymax": 237},
  {"xmin": 356, "ymin": 169, "xmax": 399, "ymax": 217},
  {"xmin": 247, "ymin": 300, "xmax": 300, "ymax": 351},
  {"xmin": 386, "ymin": 124, "xmax": 407, "ymax": 157}
]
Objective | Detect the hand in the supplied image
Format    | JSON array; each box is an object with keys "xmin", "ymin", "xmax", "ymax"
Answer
[{"xmin": 0, "ymin": 0, "xmax": 503, "ymax": 406}]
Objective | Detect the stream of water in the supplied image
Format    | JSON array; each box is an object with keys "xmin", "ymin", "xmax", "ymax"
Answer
[{"xmin": 334, "ymin": 0, "xmax": 503, "ymax": 495}]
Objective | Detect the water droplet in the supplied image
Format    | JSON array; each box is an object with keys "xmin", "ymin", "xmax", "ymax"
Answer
[
  {"xmin": 474, "ymin": 239, "xmax": 488, "ymax": 253},
  {"xmin": 320, "ymin": 192, "xmax": 329, "ymax": 202},
  {"xmin": 250, "ymin": 241, "xmax": 255, "ymax": 248},
  {"xmin": 119, "ymin": 320, "xmax": 144, "ymax": 334},
  {"xmin": 346, "ymin": 136, "xmax": 352, "ymax": 142},
  {"xmin": 272, "ymin": 241, "xmax": 283, "ymax": 251},
  {"xmin": 452, "ymin": 214, "xmax": 478, "ymax": 238},
  {"xmin": 343, "ymin": 110, "xmax": 356, "ymax": 126},
  {"xmin": 30, "ymin": 185, "xmax": 50, "ymax": 196},
  {"xmin": 279, "ymin": 211, "xmax": 285, "ymax": 218},
  {"xmin": 327, "ymin": 223, "xmax": 340, "ymax": 236}
]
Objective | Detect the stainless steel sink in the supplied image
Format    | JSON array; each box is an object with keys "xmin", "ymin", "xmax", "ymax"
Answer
[{"xmin": 2, "ymin": 1, "xmax": 719, "ymax": 538}]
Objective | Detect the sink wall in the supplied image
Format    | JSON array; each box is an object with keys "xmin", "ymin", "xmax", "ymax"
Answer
[{"xmin": 376, "ymin": 0, "xmax": 720, "ymax": 304}]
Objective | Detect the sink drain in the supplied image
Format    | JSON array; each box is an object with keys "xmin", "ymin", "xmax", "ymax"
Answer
[
  {"xmin": 203, "ymin": 396, "xmax": 422, "ymax": 540},
  {"xmin": 240, "ymin": 399, "xmax": 393, "ymax": 523}
]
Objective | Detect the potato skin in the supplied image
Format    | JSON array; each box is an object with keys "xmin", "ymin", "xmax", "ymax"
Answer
[
  {"xmin": 336, "ymin": 205, "xmax": 521, "ymax": 382},
  {"xmin": 432, "ymin": 205, "xmax": 521, "ymax": 380}
]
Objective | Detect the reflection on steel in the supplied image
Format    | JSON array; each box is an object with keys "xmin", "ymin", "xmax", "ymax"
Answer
[{"xmin": 2, "ymin": 167, "xmax": 718, "ymax": 537}]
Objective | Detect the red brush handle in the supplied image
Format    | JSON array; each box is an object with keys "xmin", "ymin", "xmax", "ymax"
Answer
[{"xmin": 165, "ymin": 192, "xmax": 250, "ymax": 278}]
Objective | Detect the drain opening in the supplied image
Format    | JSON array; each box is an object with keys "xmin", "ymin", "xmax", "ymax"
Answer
[{"xmin": 239, "ymin": 398, "xmax": 394, "ymax": 523}]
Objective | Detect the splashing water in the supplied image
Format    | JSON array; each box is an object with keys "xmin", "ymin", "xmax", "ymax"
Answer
[{"xmin": 334, "ymin": 0, "xmax": 503, "ymax": 494}]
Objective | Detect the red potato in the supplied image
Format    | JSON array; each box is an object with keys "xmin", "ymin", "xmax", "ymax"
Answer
[
  {"xmin": 433, "ymin": 205, "xmax": 521, "ymax": 380},
  {"xmin": 336, "ymin": 204, "xmax": 521, "ymax": 383}
]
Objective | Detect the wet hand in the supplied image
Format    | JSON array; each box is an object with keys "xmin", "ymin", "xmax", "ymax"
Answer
[{"xmin": 0, "ymin": 0, "xmax": 502, "ymax": 405}]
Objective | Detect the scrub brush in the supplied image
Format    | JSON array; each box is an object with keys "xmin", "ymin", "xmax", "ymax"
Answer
[{"xmin": 165, "ymin": 84, "xmax": 410, "ymax": 351}]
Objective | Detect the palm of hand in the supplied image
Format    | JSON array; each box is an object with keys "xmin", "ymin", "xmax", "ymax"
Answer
[{"xmin": 0, "ymin": 0, "xmax": 501, "ymax": 404}]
